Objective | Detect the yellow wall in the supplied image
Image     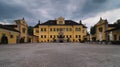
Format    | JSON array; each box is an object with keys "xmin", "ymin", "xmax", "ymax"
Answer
[
  {"xmin": 94, "ymin": 18, "xmax": 120, "ymax": 42},
  {"xmin": 14, "ymin": 19, "xmax": 28, "ymax": 43},
  {"xmin": 111, "ymin": 31, "xmax": 120, "ymax": 41},
  {"xmin": 34, "ymin": 25, "xmax": 87, "ymax": 42},
  {"xmin": 95, "ymin": 21, "xmax": 107, "ymax": 41},
  {"xmin": 28, "ymin": 35, "xmax": 39, "ymax": 43},
  {"xmin": 0, "ymin": 28, "xmax": 19, "ymax": 44}
]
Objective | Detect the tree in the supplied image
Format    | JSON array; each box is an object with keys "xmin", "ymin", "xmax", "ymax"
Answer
[
  {"xmin": 90, "ymin": 26, "xmax": 96, "ymax": 35},
  {"xmin": 28, "ymin": 26, "xmax": 33, "ymax": 35},
  {"xmin": 117, "ymin": 19, "xmax": 120, "ymax": 24}
]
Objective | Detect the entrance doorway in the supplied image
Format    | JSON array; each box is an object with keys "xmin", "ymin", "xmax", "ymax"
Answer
[
  {"xmin": 20, "ymin": 37, "xmax": 25, "ymax": 43},
  {"xmin": 59, "ymin": 40, "xmax": 63, "ymax": 43},
  {"xmin": 1, "ymin": 34, "xmax": 8, "ymax": 44}
]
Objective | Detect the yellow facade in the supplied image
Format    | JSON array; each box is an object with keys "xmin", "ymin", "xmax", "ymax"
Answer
[
  {"xmin": 92, "ymin": 18, "xmax": 120, "ymax": 44},
  {"xmin": 0, "ymin": 27, "xmax": 19, "ymax": 44},
  {"xmin": 111, "ymin": 31, "xmax": 120, "ymax": 41},
  {"xmin": 28, "ymin": 35, "xmax": 39, "ymax": 43},
  {"xmin": 34, "ymin": 17, "xmax": 87, "ymax": 42},
  {"xmin": 14, "ymin": 18, "xmax": 28, "ymax": 43},
  {"xmin": 95, "ymin": 18, "xmax": 108, "ymax": 41}
]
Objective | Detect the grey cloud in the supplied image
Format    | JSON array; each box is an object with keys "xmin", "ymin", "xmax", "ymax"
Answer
[
  {"xmin": 0, "ymin": 0, "xmax": 120, "ymax": 26},
  {"xmin": 92, "ymin": 0, "xmax": 107, "ymax": 3},
  {"xmin": 0, "ymin": 0, "xmax": 33, "ymax": 19}
]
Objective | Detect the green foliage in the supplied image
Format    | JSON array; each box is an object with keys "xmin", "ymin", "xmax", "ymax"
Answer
[
  {"xmin": 90, "ymin": 26, "xmax": 96, "ymax": 35},
  {"xmin": 28, "ymin": 26, "xmax": 33, "ymax": 35},
  {"xmin": 117, "ymin": 19, "xmax": 120, "ymax": 23},
  {"xmin": 114, "ymin": 19, "xmax": 120, "ymax": 24}
]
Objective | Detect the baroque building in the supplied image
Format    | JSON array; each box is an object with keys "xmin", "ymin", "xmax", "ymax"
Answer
[
  {"xmin": 14, "ymin": 18, "xmax": 28, "ymax": 43},
  {"xmin": 0, "ymin": 18, "xmax": 38, "ymax": 44},
  {"xmin": 91, "ymin": 18, "xmax": 120, "ymax": 44},
  {"xmin": 0, "ymin": 24, "xmax": 20, "ymax": 44},
  {"xmin": 95, "ymin": 18, "xmax": 108, "ymax": 41},
  {"xmin": 34, "ymin": 17, "xmax": 87, "ymax": 43}
]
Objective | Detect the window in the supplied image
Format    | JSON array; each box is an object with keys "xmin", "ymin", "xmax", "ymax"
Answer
[
  {"xmin": 57, "ymin": 35, "xmax": 59, "ymax": 38},
  {"xmin": 76, "ymin": 35, "xmax": 78, "ymax": 38},
  {"xmin": 50, "ymin": 28, "xmax": 52, "ymax": 32},
  {"xmin": 70, "ymin": 35, "xmax": 72, "ymax": 38},
  {"xmin": 36, "ymin": 30, "xmax": 39, "ymax": 33},
  {"xmin": 22, "ymin": 28, "xmax": 26, "ymax": 33},
  {"xmin": 66, "ymin": 35, "xmax": 68, "ymax": 38},
  {"xmin": 44, "ymin": 28, "xmax": 46, "ymax": 31},
  {"xmin": 10, "ymin": 35, "xmax": 13, "ymax": 38},
  {"xmin": 69, "ymin": 28, "xmax": 72, "ymax": 31},
  {"xmin": 44, "ymin": 35, "xmax": 46, "ymax": 38},
  {"xmin": 53, "ymin": 28, "xmax": 56, "ymax": 31},
  {"xmin": 66, "ymin": 28, "xmax": 69, "ymax": 31},
  {"xmin": 41, "ymin": 28, "xmax": 43, "ymax": 31},
  {"xmin": 75, "ymin": 35, "xmax": 80, "ymax": 38},
  {"xmin": 47, "ymin": 40, "xmax": 49, "ymax": 42},
  {"xmin": 99, "ymin": 27, "xmax": 103, "ymax": 32},
  {"xmin": 78, "ymin": 28, "xmax": 81, "ymax": 31},
  {"xmin": 76, "ymin": 28, "xmax": 81, "ymax": 31},
  {"xmin": 59, "ymin": 21, "xmax": 63, "ymax": 24},
  {"xmin": 50, "ymin": 35, "xmax": 52, "ymax": 38},
  {"xmin": 41, "ymin": 35, "xmax": 43, "ymax": 38},
  {"xmin": 41, "ymin": 28, "xmax": 46, "ymax": 32}
]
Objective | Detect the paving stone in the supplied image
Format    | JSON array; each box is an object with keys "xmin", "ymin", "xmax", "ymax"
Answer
[{"xmin": 0, "ymin": 43, "xmax": 120, "ymax": 67}]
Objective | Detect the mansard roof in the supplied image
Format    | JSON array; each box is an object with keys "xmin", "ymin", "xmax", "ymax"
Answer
[
  {"xmin": 0, "ymin": 24, "xmax": 19, "ymax": 32},
  {"xmin": 34, "ymin": 20, "xmax": 87, "ymax": 28},
  {"xmin": 106, "ymin": 24, "xmax": 120, "ymax": 32},
  {"xmin": 108, "ymin": 24, "xmax": 118, "ymax": 27},
  {"xmin": 3, "ymin": 25, "xmax": 17, "ymax": 28}
]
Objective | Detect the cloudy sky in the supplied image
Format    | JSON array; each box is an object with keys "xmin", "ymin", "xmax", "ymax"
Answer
[{"xmin": 0, "ymin": 0, "xmax": 120, "ymax": 31}]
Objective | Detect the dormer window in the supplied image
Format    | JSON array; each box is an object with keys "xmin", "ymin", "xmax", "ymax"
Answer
[
  {"xmin": 57, "ymin": 17, "xmax": 65, "ymax": 25},
  {"xmin": 99, "ymin": 27, "xmax": 103, "ymax": 32},
  {"xmin": 59, "ymin": 21, "xmax": 63, "ymax": 24}
]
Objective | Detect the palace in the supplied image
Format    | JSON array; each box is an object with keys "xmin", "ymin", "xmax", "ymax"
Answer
[
  {"xmin": 1, "ymin": 17, "xmax": 119, "ymax": 44},
  {"xmin": 90, "ymin": 18, "xmax": 120, "ymax": 44},
  {"xmin": 33, "ymin": 17, "xmax": 87, "ymax": 43},
  {"xmin": 0, "ymin": 18, "xmax": 38, "ymax": 44}
]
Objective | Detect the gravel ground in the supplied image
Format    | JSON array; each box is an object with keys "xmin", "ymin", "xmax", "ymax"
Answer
[{"xmin": 0, "ymin": 43, "xmax": 120, "ymax": 67}]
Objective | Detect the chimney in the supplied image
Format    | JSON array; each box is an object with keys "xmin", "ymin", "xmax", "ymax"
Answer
[
  {"xmin": 79, "ymin": 20, "xmax": 82, "ymax": 24},
  {"xmin": 22, "ymin": 17, "xmax": 25, "ymax": 20},
  {"xmin": 38, "ymin": 20, "xmax": 41, "ymax": 24}
]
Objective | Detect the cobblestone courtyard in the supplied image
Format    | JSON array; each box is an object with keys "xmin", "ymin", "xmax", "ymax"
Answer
[{"xmin": 0, "ymin": 43, "xmax": 120, "ymax": 67}]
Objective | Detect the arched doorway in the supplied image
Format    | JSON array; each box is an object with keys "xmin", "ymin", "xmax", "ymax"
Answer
[
  {"xmin": 58, "ymin": 35, "xmax": 65, "ymax": 43},
  {"xmin": 1, "ymin": 34, "xmax": 8, "ymax": 44},
  {"xmin": 79, "ymin": 39, "xmax": 81, "ymax": 42},
  {"xmin": 57, "ymin": 30, "xmax": 65, "ymax": 43},
  {"xmin": 20, "ymin": 37, "xmax": 25, "ymax": 43},
  {"xmin": 67, "ymin": 38, "xmax": 70, "ymax": 42}
]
